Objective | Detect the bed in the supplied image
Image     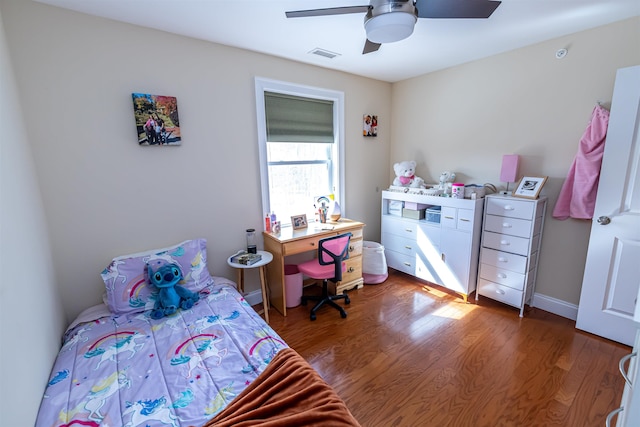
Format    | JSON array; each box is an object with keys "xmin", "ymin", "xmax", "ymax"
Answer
[{"xmin": 35, "ymin": 239, "xmax": 360, "ymax": 427}]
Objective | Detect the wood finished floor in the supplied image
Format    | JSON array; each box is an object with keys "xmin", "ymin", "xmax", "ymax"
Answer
[{"xmin": 266, "ymin": 269, "xmax": 630, "ymax": 427}]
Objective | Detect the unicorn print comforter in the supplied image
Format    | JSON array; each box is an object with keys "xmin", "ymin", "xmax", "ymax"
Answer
[{"xmin": 35, "ymin": 278, "xmax": 288, "ymax": 427}]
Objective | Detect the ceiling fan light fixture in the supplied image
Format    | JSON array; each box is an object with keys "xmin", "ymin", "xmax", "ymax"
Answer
[{"xmin": 364, "ymin": 11, "xmax": 416, "ymax": 44}]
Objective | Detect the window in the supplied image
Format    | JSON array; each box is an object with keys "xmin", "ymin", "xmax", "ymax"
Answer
[{"xmin": 255, "ymin": 78, "xmax": 344, "ymax": 227}]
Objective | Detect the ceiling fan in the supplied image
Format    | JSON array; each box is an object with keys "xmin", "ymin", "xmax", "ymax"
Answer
[{"xmin": 286, "ymin": 0, "xmax": 501, "ymax": 54}]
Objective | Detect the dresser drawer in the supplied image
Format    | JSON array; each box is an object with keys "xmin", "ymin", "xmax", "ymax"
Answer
[
  {"xmin": 478, "ymin": 279, "xmax": 524, "ymax": 308},
  {"xmin": 486, "ymin": 197, "xmax": 536, "ymax": 220},
  {"xmin": 385, "ymin": 250, "xmax": 416, "ymax": 276},
  {"xmin": 441, "ymin": 207, "xmax": 457, "ymax": 229},
  {"xmin": 457, "ymin": 209, "xmax": 474, "ymax": 231},
  {"xmin": 479, "ymin": 263, "xmax": 526, "ymax": 291},
  {"xmin": 383, "ymin": 232, "xmax": 418, "ymax": 257},
  {"xmin": 480, "ymin": 248, "xmax": 528, "ymax": 274},
  {"xmin": 484, "ymin": 214, "xmax": 535, "ymax": 238},
  {"xmin": 382, "ymin": 215, "xmax": 419, "ymax": 238},
  {"xmin": 482, "ymin": 231, "xmax": 535, "ymax": 256}
]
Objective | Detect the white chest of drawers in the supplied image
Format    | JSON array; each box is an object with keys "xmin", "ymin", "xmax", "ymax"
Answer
[
  {"xmin": 381, "ymin": 191, "xmax": 483, "ymax": 301},
  {"xmin": 476, "ymin": 194, "xmax": 547, "ymax": 316}
]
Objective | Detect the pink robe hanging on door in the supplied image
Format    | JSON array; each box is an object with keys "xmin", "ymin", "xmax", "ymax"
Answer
[{"xmin": 552, "ymin": 104, "xmax": 610, "ymax": 220}]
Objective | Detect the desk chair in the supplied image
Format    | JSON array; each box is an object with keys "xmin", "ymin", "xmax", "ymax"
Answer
[{"xmin": 297, "ymin": 232, "xmax": 352, "ymax": 321}]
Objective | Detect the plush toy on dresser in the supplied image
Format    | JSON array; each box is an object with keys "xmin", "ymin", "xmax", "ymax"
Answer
[
  {"xmin": 393, "ymin": 160, "xmax": 427, "ymax": 189},
  {"xmin": 147, "ymin": 259, "xmax": 200, "ymax": 319}
]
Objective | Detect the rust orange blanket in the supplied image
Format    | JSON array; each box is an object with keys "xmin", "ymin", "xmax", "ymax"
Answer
[{"xmin": 201, "ymin": 347, "xmax": 362, "ymax": 427}]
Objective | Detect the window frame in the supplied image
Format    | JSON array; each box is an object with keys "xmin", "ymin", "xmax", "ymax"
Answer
[{"xmin": 255, "ymin": 77, "xmax": 345, "ymax": 226}]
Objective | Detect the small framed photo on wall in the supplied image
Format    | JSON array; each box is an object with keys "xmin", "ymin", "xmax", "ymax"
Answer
[
  {"xmin": 513, "ymin": 176, "xmax": 547, "ymax": 199},
  {"xmin": 132, "ymin": 93, "xmax": 181, "ymax": 146},
  {"xmin": 363, "ymin": 114, "xmax": 377, "ymax": 137}
]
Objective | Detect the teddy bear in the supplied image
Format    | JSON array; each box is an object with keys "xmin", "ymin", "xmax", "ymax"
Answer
[
  {"xmin": 146, "ymin": 259, "xmax": 200, "ymax": 319},
  {"xmin": 438, "ymin": 171, "xmax": 456, "ymax": 191},
  {"xmin": 393, "ymin": 160, "xmax": 426, "ymax": 189}
]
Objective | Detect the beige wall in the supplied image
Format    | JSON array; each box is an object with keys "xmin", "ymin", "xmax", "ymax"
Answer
[
  {"xmin": 391, "ymin": 17, "xmax": 640, "ymax": 305},
  {"xmin": 0, "ymin": 5, "xmax": 66, "ymax": 426},
  {"xmin": 0, "ymin": 0, "xmax": 392, "ymax": 323}
]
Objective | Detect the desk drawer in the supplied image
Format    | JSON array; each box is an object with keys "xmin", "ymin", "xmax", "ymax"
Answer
[
  {"xmin": 283, "ymin": 235, "xmax": 327, "ymax": 256},
  {"xmin": 348, "ymin": 238, "xmax": 363, "ymax": 258},
  {"xmin": 342, "ymin": 257, "xmax": 362, "ymax": 284}
]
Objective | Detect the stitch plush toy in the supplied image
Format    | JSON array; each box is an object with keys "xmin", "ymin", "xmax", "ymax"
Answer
[
  {"xmin": 392, "ymin": 160, "xmax": 426, "ymax": 189},
  {"xmin": 147, "ymin": 260, "xmax": 200, "ymax": 319}
]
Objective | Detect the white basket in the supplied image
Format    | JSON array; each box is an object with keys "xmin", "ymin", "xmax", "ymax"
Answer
[{"xmin": 362, "ymin": 241, "xmax": 388, "ymax": 275}]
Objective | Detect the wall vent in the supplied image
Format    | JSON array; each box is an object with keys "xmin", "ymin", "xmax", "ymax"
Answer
[{"xmin": 308, "ymin": 48, "xmax": 340, "ymax": 59}]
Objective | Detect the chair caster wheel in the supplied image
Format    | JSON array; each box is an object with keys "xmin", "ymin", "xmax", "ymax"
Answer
[
  {"xmin": 344, "ymin": 296, "xmax": 350, "ymax": 305},
  {"xmin": 310, "ymin": 313, "xmax": 316, "ymax": 321},
  {"xmin": 340, "ymin": 311, "xmax": 347, "ymax": 319}
]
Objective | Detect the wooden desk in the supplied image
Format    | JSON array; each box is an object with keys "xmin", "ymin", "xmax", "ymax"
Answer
[{"xmin": 263, "ymin": 219, "xmax": 365, "ymax": 316}]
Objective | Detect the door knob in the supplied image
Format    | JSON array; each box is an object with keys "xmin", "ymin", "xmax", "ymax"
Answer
[{"xmin": 597, "ymin": 216, "xmax": 611, "ymax": 225}]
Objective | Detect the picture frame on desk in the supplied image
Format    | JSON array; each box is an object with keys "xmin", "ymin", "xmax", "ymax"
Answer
[
  {"xmin": 291, "ymin": 214, "xmax": 308, "ymax": 230},
  {"xmin": 513, "ymin": 176, "xmax": 547, "ymax": 199}
]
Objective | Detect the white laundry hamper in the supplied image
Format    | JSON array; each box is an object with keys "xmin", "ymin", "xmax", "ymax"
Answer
[{"xmin": 362, "ymin": 241, "xmax": 388, "ymax": 285}]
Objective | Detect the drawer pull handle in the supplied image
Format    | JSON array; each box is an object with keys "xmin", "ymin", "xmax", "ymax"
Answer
[
  {"xmin": 348, "ymin": 267, "xmax": 355, "ymax": 273},
  {"xmin": 497, "ymin": 273, "xmax": 507, "ymax": 279},
  {"xmin": 349, "ymin": 245, "xmax": 354, "ymax": 252},
  {"xmin": 460, "ymin": 218, "xmax": 470, "ymax": 222},
  {"xmin": 504, "ymin": 205, "xmax": 514, "ymax": 211},
  {"xmin": 496, "ymin": 289, "xmax": 506, "ymax": 295},
  {"xmin": 619, "ymin": 352, "xmax": 637, "ymax": 386},
  {"xmin": 500, "ymin": 240, "xmax": 510, "ymax": 245},
  {"xmin": 444, "ymin": 216, "xmax": 455, "ymax": 220},
  {"xmin": 405, "ymin": 228, "xmax": 413, "ymax": 233},
  {"xmin": 404, "ymin": 245, "xmax": 412, "ymax": 250},
  {"xmin": 403, "ymin": 262, "xmax": 412, "ymax": 267},
  {"xmin": 502, "ymin": 223, "xmax": 512, "ymax": 228},
  {"xmin": 498, "ymin": 257, "xmax": 507, "ymax": 262}
]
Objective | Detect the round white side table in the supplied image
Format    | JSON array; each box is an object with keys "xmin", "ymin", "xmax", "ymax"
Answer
[{"xmin": 227, "ymin": 250, "xmax": 273, "ymax": 323}]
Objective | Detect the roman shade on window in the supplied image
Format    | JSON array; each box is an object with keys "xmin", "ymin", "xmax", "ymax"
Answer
[{"xmin": 264, "ymin": 92, "xmax": 334, "ymax": 143}]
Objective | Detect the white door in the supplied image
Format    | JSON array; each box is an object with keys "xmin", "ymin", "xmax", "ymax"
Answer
[{"xmin": 576, "ymin": 65, "xmax": 640, "ymax": 347}]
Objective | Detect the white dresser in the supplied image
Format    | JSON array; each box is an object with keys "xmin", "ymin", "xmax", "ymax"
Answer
[
  {"xmin": 476, "ymin": 194, "xmax": 547, "ymax": 316},
  {"xmin": 381, "ymin": 190, "xmax": 484, "ymax": 301}
]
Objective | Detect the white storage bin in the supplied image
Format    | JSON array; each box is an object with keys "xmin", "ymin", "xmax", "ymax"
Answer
[{"xmin": 362, "ymin": 241, "xmax": 388, "ymax": 284}]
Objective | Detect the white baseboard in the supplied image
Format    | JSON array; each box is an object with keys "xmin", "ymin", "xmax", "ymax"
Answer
[
  {"xmin": 531, "ymin": 292, "xmax": 578, "ymax": 321},
  {"xmin": 244, "ymin": 289, "xmax": 263, "ymax": 306}
]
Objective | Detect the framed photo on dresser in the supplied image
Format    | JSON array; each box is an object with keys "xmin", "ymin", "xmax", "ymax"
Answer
[{"xmin": 513, "ymin": 176, "xmax": 547, "ymax": 199}]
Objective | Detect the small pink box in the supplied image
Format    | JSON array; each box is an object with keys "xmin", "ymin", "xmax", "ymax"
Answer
[{"xmin": 404, "ymin": 202, "xmax": 428, "ymax": 210}]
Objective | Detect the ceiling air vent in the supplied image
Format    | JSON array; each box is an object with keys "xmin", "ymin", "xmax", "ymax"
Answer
[{"xmin": 309, "ymin": 48, "xmax": 340, "ymax": 59}]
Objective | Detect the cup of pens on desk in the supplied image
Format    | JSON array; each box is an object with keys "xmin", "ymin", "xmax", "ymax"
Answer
[{"xmin": 318, "ymin": 206, "xmax": 327, "ymax": 223}]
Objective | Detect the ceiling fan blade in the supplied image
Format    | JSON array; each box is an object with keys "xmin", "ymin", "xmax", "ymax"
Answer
[
  {"xmin": 363, "ymin": 39, "xmax": 382, "ymax": 54},
  {"xmin": 415, "ymin": 0, "xmax": 501, "ymax": 19},
  {"xmin": 286, "ymin": 6, "xmax": 370, "ymax": 18}
]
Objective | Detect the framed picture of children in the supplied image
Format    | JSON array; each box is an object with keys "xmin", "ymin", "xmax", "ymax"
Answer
[
  {"xmin": 132, "ymin": 93, "xmax": 182, "ymax": 146},
  {"xmin": 363, "ymin": 114, "xmax": 378, "ymax": 137}
]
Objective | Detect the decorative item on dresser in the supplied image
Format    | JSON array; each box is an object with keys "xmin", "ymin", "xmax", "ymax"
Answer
[
  {"xmin": 476, "ymin": 194, "xmax": 547, "ymax": 316},
  {"xmin": 380, "ymin": 190, "xmax": 484, "ymax": 302}
]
